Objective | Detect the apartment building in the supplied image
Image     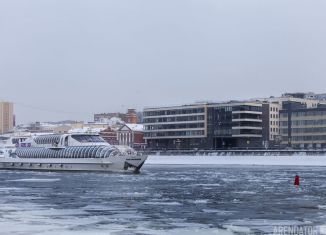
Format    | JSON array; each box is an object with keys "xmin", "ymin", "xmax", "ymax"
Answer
[
  {"xmin": 262, "ymin": 102, "xmax": 281, "ymax": 148},
  {"xmin": 207, "ymin": 102, "xmax": 263, "ymax": 149},
  {"xmin": 258, "ymin": 94, "xmax": 323, "ymax": 148},
  {"xmin": 143, "ymin": 102, "xmax": 264, "ymax": 150},
  {"xmin": 143, "ymin": 104, "xmax": 208, "ymax": 150},
  {"xmin": 280, "ymin": 102, "xmax": 326, "ymax": 149},
  {"xmin": 0, "ymin": 101, "xmax": 14, "ymax": 134},
  {"xmin": 143, "ymin": 93, "xmax": 326, "ymax": 150}
]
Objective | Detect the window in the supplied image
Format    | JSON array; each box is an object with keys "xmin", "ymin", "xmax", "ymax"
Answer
[{"xmin": 71, "ymin": 135, "xmax": 105, "ymax": 143}]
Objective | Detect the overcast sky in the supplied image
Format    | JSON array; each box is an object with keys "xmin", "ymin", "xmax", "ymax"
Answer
[{"xmin": 1, "ymin": 0, "xmax": 326, "ymax": 124}]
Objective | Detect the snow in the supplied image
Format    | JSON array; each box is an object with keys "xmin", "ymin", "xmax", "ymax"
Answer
[
  {"xmin": 68, "ymin": 127, "xmax": 106, "ymax": 134},
  {"xmin": 108, "ymin": 117, "xmax": 124, "ymax": 127},
  {"xmin": 125, "ymin": 124, "xmax": 144, "ymax": 132},
  {"xmin": 145, "ymin": 155, "xmax": 326, "ymax": 166}
]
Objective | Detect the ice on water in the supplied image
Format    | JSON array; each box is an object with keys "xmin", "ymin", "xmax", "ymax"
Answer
[{"xmin": 0, "ymin": 164, "xmax": 326, "ymax": 234}]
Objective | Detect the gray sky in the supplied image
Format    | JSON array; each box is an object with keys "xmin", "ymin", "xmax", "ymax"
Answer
[{"xmin": 1, "ymin": 0, "xmax": 326, "ymax": 124}]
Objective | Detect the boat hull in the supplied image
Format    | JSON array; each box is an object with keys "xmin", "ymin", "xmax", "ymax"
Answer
[{"xmin": 0, "ymin": 155, "xmax": 147, "ymax": 173}]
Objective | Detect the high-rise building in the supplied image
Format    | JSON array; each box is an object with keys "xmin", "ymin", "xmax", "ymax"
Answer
[{"xmin": 0, "ymin": 101, "xmax": 14, "ymax": 134}]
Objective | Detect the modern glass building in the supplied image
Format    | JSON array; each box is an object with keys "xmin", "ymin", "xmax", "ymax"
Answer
[
  {"xmin": 143, "ymin": 104, "xmax": 208, "ymax": 150},
  {"xmin": 207, "ymin": 102, "xmax": 263, "ymax": 149},
  {"xmin": 280, "ymin": 102, "xmax": 326, "ymax": 149},
  {"xmin": 143, "ymin": 102, "xmax": 264, "ymax": 150}
]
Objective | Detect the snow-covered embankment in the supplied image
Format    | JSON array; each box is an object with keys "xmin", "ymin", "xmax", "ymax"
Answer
[{"xmin": 145, "ymin": 155, "xmax": 326, "ymax": 166}]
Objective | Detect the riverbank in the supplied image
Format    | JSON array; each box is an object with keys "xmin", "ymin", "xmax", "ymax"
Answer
[
  {"xmin": 141, "ymin": 149, "xmax": 326, "ymax": 156},
  {"xmin": 145, "ymin": 154, "xmax": 326, "ymax": 166}
]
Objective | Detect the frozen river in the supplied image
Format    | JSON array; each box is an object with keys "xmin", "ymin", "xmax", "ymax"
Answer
[{"xmin": 1, "ymin": 164, "xmax": 326, "ymax": 234}]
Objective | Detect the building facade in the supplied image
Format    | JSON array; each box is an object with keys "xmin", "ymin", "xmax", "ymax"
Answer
[
  {"xmin": 0, "ymin": 101, "xmax": 14, "ymax": 134},
  {"xmin": 124, "ymin": 109, "xmax": 138, "ymax": 124},
  {"xmin": 143, "ymin": 94, "xmax": 326, "ymax": 150},
  {"xmin": 258, "ymin": 94, "xmax": 324, "ymax": 148},
  {"xmin": 99, "ymin": 127, "xmax": 119, "ymax": 145},
  {"xmin": 143, "ymin": 104, "xmax": 208, "ymax": 150},
  {"xmin": 94, "ymin": 113, "xmax": 125, "ymax": 123},
  {"xmin": 262, "ymin": 102, "xmax": 281, "ymax": 148},
  {"xmin": 280, "ymin": 102, "xmax": 326, "ymax": 149},
  {"xmin": 94, "ymin": 109, "xmax": 140, "ymax": 124},
  {"xmin": 117, "ymin": 124, "xmax": 146, "ymax": 149},
  {"xmin": 207, "ymin": 102, "xmax": 263, "ymax": 149},
  {"xmin": 144, "ymin": 102, "xmax": 264, "ymax": 150}
]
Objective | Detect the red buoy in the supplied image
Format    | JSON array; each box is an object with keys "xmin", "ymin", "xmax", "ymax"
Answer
[{"xmin": 294, "ymin": 175, "xmax": 300, "ymax": 187}]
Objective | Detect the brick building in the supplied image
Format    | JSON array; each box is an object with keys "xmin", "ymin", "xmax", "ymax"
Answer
[
  {"xmin": 99, "ymin": 127, "xmax": 118, "ymax": 145},
  {"xmin": 124, "ymin": 109, "xmax": 138, "ymax": 124}
]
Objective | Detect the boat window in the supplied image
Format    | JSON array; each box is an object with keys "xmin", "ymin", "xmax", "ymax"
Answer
[
  {"xmin": 81, "ymin": 148, "xmax": 85, "ymax": 158},
  {"xmin": 48, "ymin": 150, "xmax": 53, "ymax": 158},
  {"xmin": 89, "ymin": 146, "xmax": 97, "ymax": 158},
  {"xmin": 110, "ymin": 150, "xmax": 119, "ymax": 157},
  {"xmin": 71, "ymin": 147, "xmax": 77, "ymax": 158},
  {"xmin": 59, "ymin": 149, "xmax": 65, "ymax": 158},
  {"xmin": 85, "ymin": 147, "xmax": 91, "ymax": 158},
  {"xmin": 45, "ymin": 149, "xmax": 49, "ymax": 158},
  {"xmin": 104, "ymin": 149, "xmax": 112, "ymax": 158},
  {"xmin": 63, "ymin": 148, "xmax": 68, "ymax": 158},
  {"xmin": 44, "ymin": 148, "xmax": 49, "ymax": 158},
  {"xmin": 14, "ymin": 146, "xmax": 119, "ymax": 159},
  {"xmin": 95, "ymin": 146, "xmax": 105, "ymax": 158},
  {"xmin": 55, "ymin": 149, "xmax": 59, "ymax": 158},
  {"xmin": 39, "ymin": 149, "xmax": 43, "ymax": 158},
  {"xmin": 99, "ymin": 147, "xmax": 107, "ymax": 158},
  {"xmin": 73, "ymin": 147, "xmax": 79, "ymax": 158},
  {"xmin": 64, "ymin": 136, "xmax": 69, "ymax": 146},
  {"xmin": 11, "ymin": 138, "xmax": 19, "ymax": 145},
  {"xmin": 71, "ymin": 135, "xmax": 105, "ymax": 143},
  {"xmin": 67, "ymin": 148, "xmax": 73, "ymax": 158}
]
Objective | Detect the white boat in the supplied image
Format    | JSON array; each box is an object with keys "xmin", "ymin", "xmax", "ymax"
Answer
[{"xmin": 0, "ymin": 134, "xmax": 147, "ymax": 173}]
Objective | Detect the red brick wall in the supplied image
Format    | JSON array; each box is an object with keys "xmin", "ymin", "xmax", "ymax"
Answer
[{"xmin": 133, "ymin": 132, "xmax": 145, "ymax": 144}]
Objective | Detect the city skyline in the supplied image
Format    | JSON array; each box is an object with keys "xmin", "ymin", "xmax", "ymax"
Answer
[
  {"xmin": 1, "ymin": 0, "xmax": 326, "ymax": 123},
  {"xmin": 5, "ymin": 91, "xmax": 326, "ymax": 125}
]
